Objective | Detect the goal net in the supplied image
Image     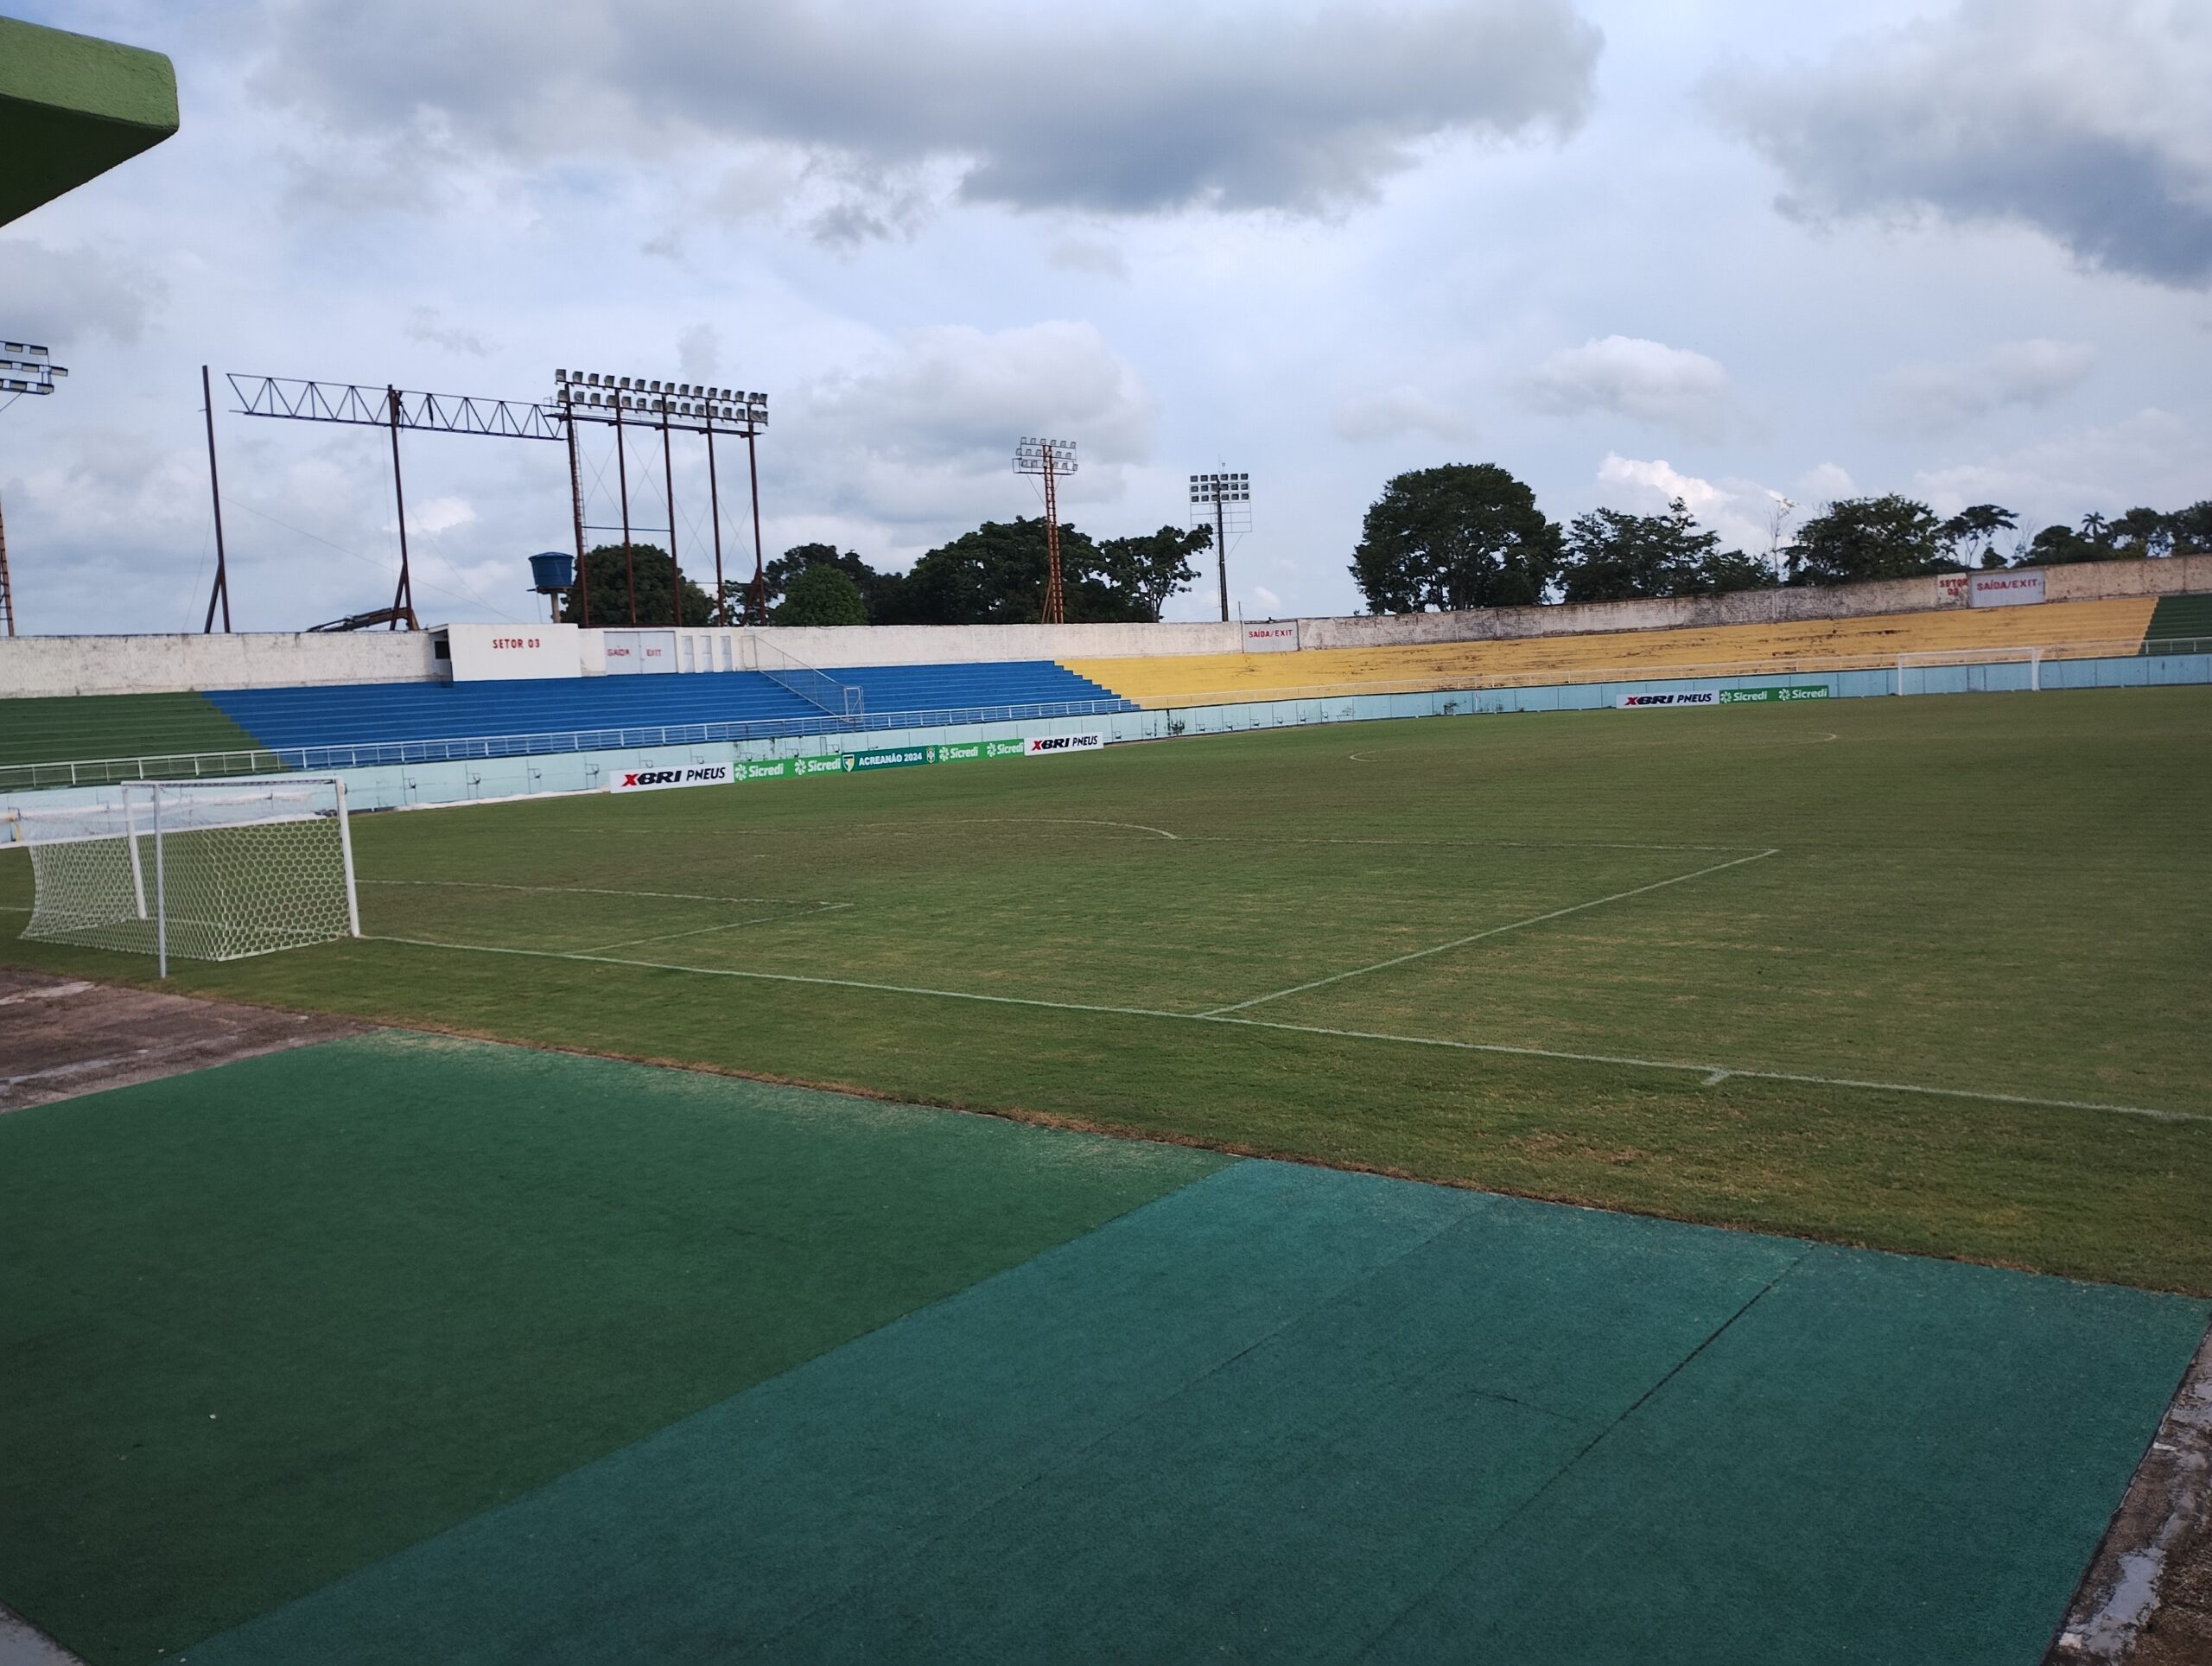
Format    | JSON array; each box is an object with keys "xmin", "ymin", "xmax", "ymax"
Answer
[
  {"xmin": 13, "ymin": 777, "xmax": 359, "ymax": 970},
  {"xmin": 1897, "ymin": 646, "xmax": 2045, "ymax": 696}
]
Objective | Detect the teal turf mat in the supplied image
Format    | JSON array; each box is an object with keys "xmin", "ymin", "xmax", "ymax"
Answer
[{"xmin": 182, "ymin": 1162, "xmax": 2208, "ymax": 1664}]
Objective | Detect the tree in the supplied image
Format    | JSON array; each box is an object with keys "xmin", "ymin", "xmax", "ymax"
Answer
[
  {"xmin": 760, "ymin": 543, "xmax": 908, "ymax": 621},
  {"xmin": 899, "ymin": 518, "xmax": 1149, "ymax": 625},
  {"xmin": 556, "ymin": 543, "xmax": 717, "ymax": 626},
  {"xmin": 2169, "ymin": 501, "xmax": 2212, "ymax": 555},
  {"xmin": 1560, "ymin": 500, "xmax": 1776, "ymax": 602},
  {"xmin": 1937, "ymin": 504, "xmax": 2017, "ymax": 569},
  {"xmin": 772, "ymin": 563, "xmax": 868, "ymax": 626},
  {"xmin": 1562, "ymin": 499, "xmax": 1698, "ymax": 602},
  {"xmin": 1783, "ymin": 496, "xmax": 1948, "ymax": 587},
  {"xmin": 1095, "ymin": 525, "xmax": 1210, "ymax": 621},
  {"xmin": 2108, "ymin": 507, "xmax": 2173, "ymax": 559},
  {"xmin": 1349, "ymin": 464, "xmax": 1562, "ymax": 614}
]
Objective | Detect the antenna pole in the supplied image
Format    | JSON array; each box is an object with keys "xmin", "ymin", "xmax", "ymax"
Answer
[{"xmin": 201, "ymin": 365, "xmax": 232, "ymax": 632}]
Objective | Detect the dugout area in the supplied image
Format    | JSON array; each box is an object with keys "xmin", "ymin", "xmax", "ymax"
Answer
[{"xmin": 2, "ymin": 1030, "xmax": 2206, "ymax": 1664}]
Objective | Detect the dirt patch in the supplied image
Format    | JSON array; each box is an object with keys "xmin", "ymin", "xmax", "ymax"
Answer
[
  {"xmin": 2049, "ymin": 1324, "xmax": 2212, "ymax": 1664},
  {"xmin": 0, "ymin": 968, "xmax": 370, "ymax": 1113}
]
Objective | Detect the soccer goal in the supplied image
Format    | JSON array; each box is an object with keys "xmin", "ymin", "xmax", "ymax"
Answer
[
  {"xmin": 1897, "ymin": 646, "xmax": 2044, "ymax": 696},
  {"xmin": 14, "ymin": 777, "xmax": 359, "ymax": 975}
]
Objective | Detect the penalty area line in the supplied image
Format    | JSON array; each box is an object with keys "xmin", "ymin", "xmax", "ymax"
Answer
[
  {"xmin": 357, "ymin": 933, "xmax": 2208, "ymax": 1126},
  {"xmin": 1198, "ymin": 848, "xmax": 1783, "ymax": 1016}
]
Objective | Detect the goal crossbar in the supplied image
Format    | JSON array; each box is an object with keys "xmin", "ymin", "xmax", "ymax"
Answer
[{"xmin": 15, "ymin": 776, "xmax": 360, "ymax": 974}]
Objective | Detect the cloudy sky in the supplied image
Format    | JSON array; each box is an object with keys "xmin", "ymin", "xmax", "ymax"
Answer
[{"xmin": 3, "ymin": 0, "xmax": 2206, "ymax": 632}]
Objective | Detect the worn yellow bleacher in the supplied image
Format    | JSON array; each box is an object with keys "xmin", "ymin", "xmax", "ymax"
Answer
[{"xmin": 1066, "ymin": 598, "xmax": 2158, "ymax": 709}]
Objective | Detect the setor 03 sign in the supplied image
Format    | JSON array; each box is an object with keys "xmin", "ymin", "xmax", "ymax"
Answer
[
  {"xmin": 1025, "ymin": 730, "xmax": 1107, "ymax": 756},
  {"xmin": 609, "ymin": 762, "xmax": 734, "ymax": 794}
]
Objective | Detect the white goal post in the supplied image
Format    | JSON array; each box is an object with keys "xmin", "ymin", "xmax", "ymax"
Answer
[
  {"xmin": 1897, "ymin": 645, "xmax": 2044, "ymax": 696},
  {"xmin": 13, "ymin": 777, "xmax": 359, "ymax": 976}
]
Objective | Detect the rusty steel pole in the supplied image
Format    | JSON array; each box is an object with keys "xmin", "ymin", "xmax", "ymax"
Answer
[
  {"xmin": 614, "ymin": 399, "xmax": 635, "ymax": 625},
  {"xmin": 658, "ymin": 401, "xmax": 681, "ymax": 626},
  {"xmin": 200, "ymin": 365, "xmax": 232, "ymax": 633}
]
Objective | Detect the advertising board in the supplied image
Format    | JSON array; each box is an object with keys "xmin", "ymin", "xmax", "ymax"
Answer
[
  {"xmin": 1617, "ymin": 690, "xmax": 1718, "ymax": 708},
  {"xmin": 608, "ymin": 762, "xmax": 733, "ymax": 793},
  {"xmin": 1716, "ymin": 685, "xmax": 1831, "ymax": 703},
  {"xmin": 1025, "ymin": 731, "xmax": 1107, "ymax": 755}
]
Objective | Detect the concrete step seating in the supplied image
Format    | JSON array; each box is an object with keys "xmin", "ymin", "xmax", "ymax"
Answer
[
  {"xmin": 203, "ymin": 660, "xmax": 1133, "ymax": 755},
  {"xmin": 1067, "ymin": 598, "xmax": 2162, "ymax": 709}
]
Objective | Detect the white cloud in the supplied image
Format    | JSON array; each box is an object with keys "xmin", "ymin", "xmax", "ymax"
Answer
[
  {"xmin": 1796, "ymin": 462, "xmax": 1856, "ymax": 503},
  {"xmin": 1707, "ymin": 0, "xmax": 2212, "ymax": 287},
  {"xmin": 0, "ymin": 238, "xmax": 168, "ymax": 345},
  {"xmin": 1332, "ymin": 386, "xmax": 1475, "ymax": 445},
  {"xmin": 259, "ymin": 0, "xmax": 1605, "ymax": 221},
  {"xmin": 404, "ymin": 308, "xmax": 494, "ymax": 359},
  {"xmin": 1878, "ymin": 339, "xmax": 2096, "ymax": 433},
  {"xmin": 1912, "ymin": 408, "xmax": 2208, "ymax": 527},
  {"xmin": 1045, "ymin": 238, "xmax": 1129, "ymax": 280},
  {"xmin": 1594, "ymin": 453, "xmax": 1781, "ymax": 551},
  {"xmin": 1527, "ymin": 336, "xmax": 1733, "ymax": 440},
  {"xmin": 785, "ymin": 321, "xmax": 1156, "ymax": 539}
]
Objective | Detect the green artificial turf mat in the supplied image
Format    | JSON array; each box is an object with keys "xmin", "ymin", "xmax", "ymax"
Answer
[
  {"xmin": 0, "ymin": 1032, "xmax": 1226, "ymax": 1665},
  {"xmin": 180, "ymin": 1162, "xmax": 2207, "ymax": 1664}
]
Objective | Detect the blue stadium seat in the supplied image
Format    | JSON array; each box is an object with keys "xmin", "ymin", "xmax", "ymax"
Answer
[{"xmin": 205, "ymin": 661, "xmax": 1134, "ymax": 754}]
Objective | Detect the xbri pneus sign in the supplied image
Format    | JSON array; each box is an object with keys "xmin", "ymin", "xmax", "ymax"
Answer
[
  {"xmin": 609, "ymin": 763, "xmax": 733, "ymax": 793},
  {"xmin": 1617, "ymin": 690, "xmax": 1719, "ymax": 709},
  {"xmin": 1025, "ymin": 731, "xmax": 1107, "ymax": 756}
]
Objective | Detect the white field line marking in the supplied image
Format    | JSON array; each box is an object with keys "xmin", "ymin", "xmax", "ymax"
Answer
[
  {"xmin": 1198, "ymin": 849, "xmax": 1782, "ymax": 1017},
  {"xmin": 358, "ymin": 933, "xmax": 2209, "ymax": 1127},
  {"xmin": 1179, "ymin": 834, "xmax": 1761, "ymax": 855},
  {"xmin": 846, "ymin": 817, "xmax": 1181, "ymax": 842},
  {"xmin": 575, "ymin": 901, "xmax": 855, "ymax": 955},
  {"xmin": 361, "ymin": 879, "xmax": 814, "ymax": 905}
]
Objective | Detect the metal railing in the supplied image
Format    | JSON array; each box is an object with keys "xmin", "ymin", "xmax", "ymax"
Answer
[
  {"xmin": 746, "ymin": 635, "xmax": 865, "ymax": 725},
  {"xmin": 1109, "ymin": 636, "xmax": 2212, "ymax": 709},
  {"xmin": 0, "ymin": 697, "xmax": 1131, "ymax": 792},
  {"xmin": 5, "ymin": 635, "xmax": 2207, "ymax": 797}
]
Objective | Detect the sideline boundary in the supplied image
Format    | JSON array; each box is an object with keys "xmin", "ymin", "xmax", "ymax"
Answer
[
  {"xmin": 359, "ymin": 934, "xmax": 2209, "ymax": 1127},
  {"xmin": 1198, "ymin": 850, "xmax": 1780, "ymax": 1016}
]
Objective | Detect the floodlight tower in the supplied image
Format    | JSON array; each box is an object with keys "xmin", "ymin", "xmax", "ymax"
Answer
[
  {"xmin": 550, "ymin": 370, "xmax": 769, "ymax": 626},
  {"xmin": 0, "ymin": 341, "xmax": 68, "ymax": 636},
  {"xmin": 1188, "ymin": 470, "xmax": 1251, "ymax": 622},
  {"xmin": 1014, "ymin": 436, "xmax": 1078, "ymax": 624}
]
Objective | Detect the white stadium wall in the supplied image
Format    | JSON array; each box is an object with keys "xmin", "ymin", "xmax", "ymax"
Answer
[{"xmin": 2, "ymin": 556, "xmax": 2207, "ymax": 698}]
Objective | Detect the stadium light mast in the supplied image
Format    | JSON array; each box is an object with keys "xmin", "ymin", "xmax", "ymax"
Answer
[
  {"xmin": 1188, "ymin": 470, "xmax": 1251, "ymax": 623},
  {"xmin": 0, "ymin": 340, "xmax": 68, "ymax": 636},
  {"xmin": 550, "ymin": 371, "xmax": 768, "ymax": 626},
  {"xmin": 1014, "ymin": 436, "xmax": 1078, "ymax": 624}
]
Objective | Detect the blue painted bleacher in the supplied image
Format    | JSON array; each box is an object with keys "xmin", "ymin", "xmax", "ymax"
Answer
[{"xmin": 205, "ymin": 659, "xmax": 1134, "ymax": 755}]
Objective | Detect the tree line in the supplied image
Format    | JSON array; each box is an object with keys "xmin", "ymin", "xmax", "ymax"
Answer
[
  {"xmin": 1349, "ymin": 464, "xmax": 2212, "ymax": 614},
  {"xmin": 555, "ymin": 465, "xmax": 2210, "ymax": 628},
  {"xmin": 557, "ymin": 518, "xmax": 1212, "ymax": 628}
]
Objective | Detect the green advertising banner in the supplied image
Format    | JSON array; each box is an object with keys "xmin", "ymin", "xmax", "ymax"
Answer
[
  {"xmin": 842, "ymin": 746, "xmax": 931, "ymax": 773},
  {"xmin": 1717, "ymin": 685, "xmax": 1831, "ymax": 704},
  {"xmin": 734, "ymin": 740, "xmax": 1031, "ymax": 783}
]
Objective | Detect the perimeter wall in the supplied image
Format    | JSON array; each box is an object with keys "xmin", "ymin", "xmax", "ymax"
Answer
[{"xmin": 3, "ymin": 555, "xmax": 2207, "ymax": 697}]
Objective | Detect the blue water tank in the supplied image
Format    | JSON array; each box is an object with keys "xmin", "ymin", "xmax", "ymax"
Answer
[{"xmin": 529, "ymin": 550, "xmax": 575, "ymax": 592}]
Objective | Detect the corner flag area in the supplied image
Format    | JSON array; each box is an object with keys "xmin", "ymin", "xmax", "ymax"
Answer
[{"xmin": 3, "ymin": 1032, "xmax": 2202, "ymax": 1664}]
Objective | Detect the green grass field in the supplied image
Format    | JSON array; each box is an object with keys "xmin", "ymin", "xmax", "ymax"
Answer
[{"xmin": 6, "ymin": 687, "xmax": 2209, "ymax": 1289}]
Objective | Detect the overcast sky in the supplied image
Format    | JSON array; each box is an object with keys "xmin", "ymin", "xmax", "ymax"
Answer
[{"xmin": 3, "ymin": 0, "xmax": 2206, "ymax": 633}]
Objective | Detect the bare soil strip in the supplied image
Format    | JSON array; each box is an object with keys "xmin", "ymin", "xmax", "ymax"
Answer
[{"xmin": 0, "ymin": 968, "xmax": 368, "ymax": 1113}]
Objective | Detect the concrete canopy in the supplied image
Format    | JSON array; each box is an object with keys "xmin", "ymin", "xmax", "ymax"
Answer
[{"xmin": 0, "ymin": 16, "xmax": 178, "ymax": 227}]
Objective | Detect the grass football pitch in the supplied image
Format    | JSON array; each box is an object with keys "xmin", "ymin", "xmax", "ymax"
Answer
[{"xmin": 4, "ymin": 685, "xmax": 2209, "ymax": 1291}]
